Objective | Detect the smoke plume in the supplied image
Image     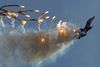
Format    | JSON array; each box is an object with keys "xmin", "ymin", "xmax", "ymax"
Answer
[{"xmin": 0, "ymin": 20, "xmax": 78, "ymax": 67}]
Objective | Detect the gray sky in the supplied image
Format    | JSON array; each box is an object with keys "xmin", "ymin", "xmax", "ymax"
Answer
[{"xmin": 0, "ymin": 0, "xmax": 100, "ymax": 67}]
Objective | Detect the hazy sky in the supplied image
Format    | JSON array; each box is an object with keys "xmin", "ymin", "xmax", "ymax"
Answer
[{"xmin": 0, "ymin": 0, "xmax": 100, "ymax": 67}]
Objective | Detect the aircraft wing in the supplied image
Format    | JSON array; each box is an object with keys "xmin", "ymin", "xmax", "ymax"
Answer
[{"xmin": 84, "ymin": 16, "xmax": 95, "ymax": 32}]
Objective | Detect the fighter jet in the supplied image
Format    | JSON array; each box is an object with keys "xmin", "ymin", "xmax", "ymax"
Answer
[{"xmin": 77, "ymin": 16, "xmax": 95, "ymax": 39}]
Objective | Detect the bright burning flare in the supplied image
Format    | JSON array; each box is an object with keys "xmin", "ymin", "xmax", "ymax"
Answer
[
  {"xmin": 39, "ymin": 19, "xmax": 44, "ymax": 23},
  {"xmin": 45, "ymin": 16, "xmax": 50, "ymax": 19},
  {"xmin": 73, "ymin": 28, "xmax": 77, "ymax": 33},
  {"xmin": 44, "ymin": 11, "xmax": 49, "ymax": 14},
  {"xmin": 41, "ymin": 37, "xmax": 45, "ymax": 43},
  {"xmin": 5, "ymin": 12, "xmax": 19, "ymax": 19},
  {"xmin": 76, "ymin": 32, "xmax": 80, "ymax": 36},
  {"xmin": 59, "ymin": 29, "xmax": 64, "ymax": 33},
  {"xmin": 34, "ymin": 10, "xmax": 40, "ymax": 12},
  {"xmin": 19, "ymin": 5, "xmax": 25, "ymax": 8},
  {"xmin": 20, "ymin": 19, "xmax": 27, "ymax": 25},
  {"xmin": 52, "ymin": 16, "xmax": 56, "ymax": 20},
  {"xmin": 24, "ymin": 14, "xmax": 30, "ymax": 18}
]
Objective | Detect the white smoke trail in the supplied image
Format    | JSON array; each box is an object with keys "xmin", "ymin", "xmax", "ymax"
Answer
[
  {"xmin": 10, "ymin": 18, "xmax": 15, "ymax": 28},
  {"xmin": 18, "ymin": 25, "xmax": 26, "ymax": 33},
  {"xmin": 0, "ymin": 20, "xmax": 78, "ymax": 67},
  {"xmin": 0, "ymin": 16, "xmax": 5, "ymax": 28}
]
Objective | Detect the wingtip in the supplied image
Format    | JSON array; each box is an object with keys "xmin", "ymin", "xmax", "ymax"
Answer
[{"xmin": 93, "ymin": 16, "xmax": 95, "ymax": 18}]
